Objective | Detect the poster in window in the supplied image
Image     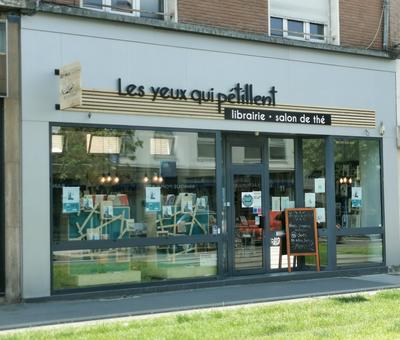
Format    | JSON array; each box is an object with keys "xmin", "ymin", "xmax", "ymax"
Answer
[
  {"xmin": 196, "ymin": 196, "xmax": 208, "ymax": 210},
  {"xmin": 305, "ymin": 193, "xmax": 316, "ymax": 208},
  {"xmin": 181, "ymin": 194, "xmax": 193, "ymax": 212},
  {"xmin": 281, "ymin": 196, "xmax": 290, "ymax": 210},
  {"xmin": 160, "ymin": 160, "xmax": 177, "ymax": 178},
  {"xmin": 145, "ymin": 187, "xmax": 161, "ymax": 212},
  {"xmin": 241, "ymin": 192, "xmax": 254, "ymax": 208},
  {"xmin": 82, "ymin": 195, "xmax": 94, "ymax": 210},
  {"xmin": 316, "ymin": 207, "xmax": 326, "ymax": 223},
  {"xmin": 314, "ymin": 178, "xmax": 325, "ymax": 193},
  {"xmin": 271, "ymin": 196, "xmax": 280, "ymax": 211},
  {"xmin": 351, "ymin": 187, "xmax": 362, "ymax": 208},
  {"xmin": 62, "ymin": 186, "xmax": 80, "ymax": 213},
  {"xmin": 165, "ymin": 194, "xmax": 176, "ymax": 206},
  {"xmin": 162, "ymin": 205, "xmax": 173, "ymax": 218},
  {"xmin": 101, "ymin": 201, "xmax": 113, "ymax": 219},
  {"xmin": 252, "ymin": 191, "xmax": 262, "ymax": 209}
]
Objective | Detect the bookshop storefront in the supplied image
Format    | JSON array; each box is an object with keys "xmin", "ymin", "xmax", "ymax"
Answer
[
  {"xmin": 50, "ymin": 126, "xmax": 384, "ymax": 292},
  {"xmin": 20, "ymin": 13, "xmax": 399, "ymax": 298}
]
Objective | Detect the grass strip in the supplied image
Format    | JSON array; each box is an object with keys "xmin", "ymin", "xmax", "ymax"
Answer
[{"xmin": 1, "ymin": 289, "xmax": 400, "ymax": 340}]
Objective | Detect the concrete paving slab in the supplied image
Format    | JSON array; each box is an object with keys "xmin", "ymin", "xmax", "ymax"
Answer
[{"xmin": 0, "ymin": 274, "xmax": 399, "ymax": 331}]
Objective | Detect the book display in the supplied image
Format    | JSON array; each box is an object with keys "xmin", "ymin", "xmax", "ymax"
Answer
[
  {"xmin": 68, "ymin": 193, "xmax": 131, "ymax": 240},
  {"xmin": 156, "ymin": 193, "xmax": 211, "ymax": 237}
]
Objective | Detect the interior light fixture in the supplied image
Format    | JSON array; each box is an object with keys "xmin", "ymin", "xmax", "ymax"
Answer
[
  {"xmin": 99, "ymin": 172, "xmax": 120, "ymax": 184},
  {"xmin": 339, "ymin": 176, "xmax": 352, "ymax": 184},
  {"xmin": 152, "ymin": 174, "xmax": 159, "ymax": 183},
  {"xmin": 143, "ymin": 174, "xmax": 149, "ymax": 183}
]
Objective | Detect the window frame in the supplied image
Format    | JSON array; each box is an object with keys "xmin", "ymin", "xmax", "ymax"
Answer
[
  {"xmin": 50, "ymin": 122, "xmax": 224, "ymax": 293},
  {"xmin": 270, "ymin": 17, "xmax": 284, "ymax": 37},
  {"xmin": 287, "ymin": 19, "xmax": 305, "ymax": 40},
  {"xmin": 269, "ymin": 16, "xmax": 326, "ymax": 43},
  {"xmin": 80, "ymin": 0, "xmax": 140, "ymax": 16}
]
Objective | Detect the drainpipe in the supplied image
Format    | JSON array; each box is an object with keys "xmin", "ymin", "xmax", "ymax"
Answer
[{"xmin": 383, "ymin": 0, "xmax": 389, "ymax": 50}]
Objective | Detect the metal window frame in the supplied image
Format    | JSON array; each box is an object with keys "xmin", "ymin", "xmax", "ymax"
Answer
[
  {"xmin": 0, "ymin": 19, "xmax": 8, "ymax": 98},
  {"xmin": 225, "ymin": 134, "xmax": 269, "ymax": 275},
  {"xmin": 49, "ymin": 123, "xmax": 386, "ymax": 294},
  {"xmin": 0, "ymin": 98, "xmax": 4, "ymax": 294}
]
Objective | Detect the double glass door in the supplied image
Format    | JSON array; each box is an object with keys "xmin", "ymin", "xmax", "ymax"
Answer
[{"xmin": 227, "ymin": 137, "xmax": 296, "ymax": 274}]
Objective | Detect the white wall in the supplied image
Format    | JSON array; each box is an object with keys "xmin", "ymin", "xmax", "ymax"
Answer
[{"xmin": 270, "ymin": 0, "xmax": 329, "ymax": 23}]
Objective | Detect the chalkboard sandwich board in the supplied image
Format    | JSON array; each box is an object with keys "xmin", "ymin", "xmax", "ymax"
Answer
[{"xmin": 284, "ymin": 208, "xmax": 320, "ymax": 273}]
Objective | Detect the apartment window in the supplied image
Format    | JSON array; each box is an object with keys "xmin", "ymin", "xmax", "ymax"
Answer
[
  {"xmin": 150, "ymin": 138, "xmax": 173, "ymax": 156},
  {"xmin": 271, "ymin": 17, "xmax": 283, "ymax": 37},
  {"xmin": 287, "ymin": 20, "xmax": 304, "ymax": 39},
  {"xmin": 269, "ymin": 138, "xmax": 287, "ymax": 160},
  {"xmin": 141, "ymin": 0, "xmax": 164, "ymax": 19},
  {"xmin": 81, "ymin": 0, "xmax": 166, "ymax": 17},
  {"xmin": 197, "ymin": 133, "xmax": 216, "ymax": 160},
  {"xmin": 269, "ymin": 17, "xmax": 326, "ymax": 43},
  {"xmin": 149, "ymin": 131, "xmax": 173, "ymax": 156},
  {"xmin": 82, "ymin": 0, "xmax": 102, "ymax": 10},
  {"xmin": 231, "ymin": 146, "xmax": 262, "ymax": 164},
  {"xmin": 110, "ymin": 0, "xmax": 136, "ymax": 13},
  {"xmin": 310, "ymin": 23, "xmax": 324, "ymax": 41}
]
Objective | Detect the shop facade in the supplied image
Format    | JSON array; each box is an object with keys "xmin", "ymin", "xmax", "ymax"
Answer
[{"xmin": 20, "ymin": 13, "xmax": 399, "ymax": 298}]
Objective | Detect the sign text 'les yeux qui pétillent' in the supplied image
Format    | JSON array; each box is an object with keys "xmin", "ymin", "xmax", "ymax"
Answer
[{"xmin": 117, "ymin": 79, "xmax": 277, "ymax": 113}]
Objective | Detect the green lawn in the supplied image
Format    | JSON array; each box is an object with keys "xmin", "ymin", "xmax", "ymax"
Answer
[{"xmin": 2, "ymin": 289, "xmax": 400, "ymax": 339}]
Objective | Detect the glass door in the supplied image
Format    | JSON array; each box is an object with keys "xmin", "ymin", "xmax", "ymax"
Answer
[
  {"xmin": 232, "ymin": 173, "xmax": 264, "ymax": 271},
  {"xmin": 226, "ymin": 138, "xmax": 267, "ymax": 274}
]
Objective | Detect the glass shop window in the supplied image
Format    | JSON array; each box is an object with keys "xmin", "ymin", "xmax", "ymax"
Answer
[
  {"xmin": 51, "ymin": 127, "xmax": 217, "ymax": 242},
  {"xmin": 334, "ymin": 139, "xmax": 382, "ymax": 229},
  {"xmin": 303, "ymin": 139, "xmax": 326, "ymax": 228}
]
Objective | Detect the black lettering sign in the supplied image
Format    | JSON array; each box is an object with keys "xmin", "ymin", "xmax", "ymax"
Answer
[
  {"xmin": 117, "ymin": 79, "xmax": 277, "ymax": 112},
  {"xmin": 225, "ymin": 108, "xmax": 331, "ymax": 125}
]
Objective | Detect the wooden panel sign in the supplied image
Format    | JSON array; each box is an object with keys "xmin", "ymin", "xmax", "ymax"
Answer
[
  {"xmin": 59, "ymin": 61, "xmax": 82, "ymax": 110},
  {"xmin": 284, "ymin": 208, "xmax": 320, "ymax": 272}
]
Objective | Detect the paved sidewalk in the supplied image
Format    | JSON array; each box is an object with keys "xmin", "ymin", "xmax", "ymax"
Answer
[{"xmin": 0, "ymin": 273, "xmax": 400, "ymax": 331}]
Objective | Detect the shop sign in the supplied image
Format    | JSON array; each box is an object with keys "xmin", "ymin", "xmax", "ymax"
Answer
[
  {"xmin": 224, "ymin": 108, "xmax": 331, "ymax": 125},
  {"xmin": 117, "ymin": 79, "xmax": 277, "ymax": 113},
  {"xmin": 59, "ymin": 62, "xmax": 82, "ymax": 110}
]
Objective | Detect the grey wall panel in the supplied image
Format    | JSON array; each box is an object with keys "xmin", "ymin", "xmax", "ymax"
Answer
[{"xmin": 22, "ymin": 121, "xmax": 51, "ymax": 298}]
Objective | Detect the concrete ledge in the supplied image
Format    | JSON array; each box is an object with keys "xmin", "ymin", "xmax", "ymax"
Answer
[
  {"xmin": 25, "ymin": 265, "xmax": 388, "ymax": 303},
  {"xmin": 16, "ymin": 1, "xmax": 392, "ymax": 59}
]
